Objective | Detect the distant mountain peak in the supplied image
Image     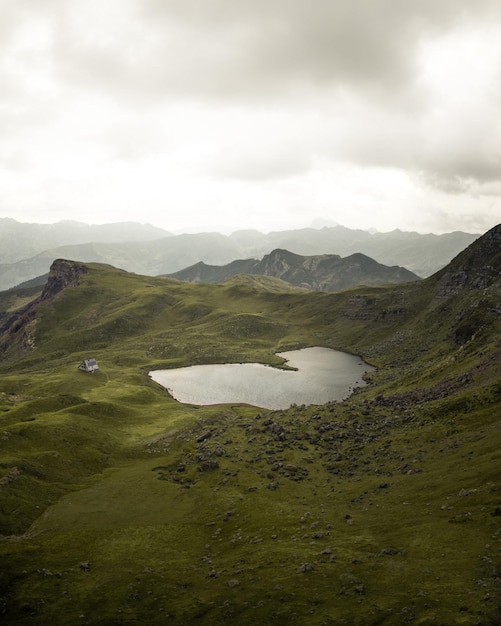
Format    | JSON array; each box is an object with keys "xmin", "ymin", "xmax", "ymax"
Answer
[{"xmin": 169, "ymin": 248, "xmax": 420, "ymax": 292}]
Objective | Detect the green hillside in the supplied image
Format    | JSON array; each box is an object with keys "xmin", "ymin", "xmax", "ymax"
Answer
[{"xmin": 0, "ymin": 226, "xmax": 500, "ymax": 625}]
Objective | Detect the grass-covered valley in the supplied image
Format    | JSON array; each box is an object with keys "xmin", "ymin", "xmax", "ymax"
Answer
[{"xmin": 0, "ymin": 226, "xmax": 500, "ymax": 625}]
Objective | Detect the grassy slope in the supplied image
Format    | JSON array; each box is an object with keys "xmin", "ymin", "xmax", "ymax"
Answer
[
  {"xmin": 0, "ymin": 259, "xmax": 500, "ymax": 625},
  {"xmin": 0, "ymin": 284, "xmax": 43, "ymax": 327}
]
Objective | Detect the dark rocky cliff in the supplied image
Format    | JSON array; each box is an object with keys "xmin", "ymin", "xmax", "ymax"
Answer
[
  {"xmin": 0, "ymin": 259, "xmax": 87, "ymax": 356},
  {"xmin": 38, "ymin": 259, "xmax": 88, "ymax": 300}
]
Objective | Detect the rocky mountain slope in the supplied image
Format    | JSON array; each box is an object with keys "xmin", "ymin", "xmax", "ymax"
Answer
[
  {"xmin": 0, "ymin": 224, "xmax": 499, "ymax": 625},
  {"xmin": 168, "ymin": 248, "xmax": 420, "ymax": 291}
]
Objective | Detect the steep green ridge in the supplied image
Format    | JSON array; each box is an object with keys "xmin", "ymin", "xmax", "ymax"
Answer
[{"xmin": 0, "ymin": 226, "xmax": 499, "ymax": 625}]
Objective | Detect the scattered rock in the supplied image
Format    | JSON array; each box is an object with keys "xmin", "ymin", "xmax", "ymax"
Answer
[
  {"xmin": 197, "ymin": 431, "xmax": 212, "ymax": 443},
  {"xmin": 380, "ymin": 548, "xmax": 400, "ymax": 556},
  {"xmin": 297, "ymin": 562, "xmax": 315, "ymax": 573},
  {"xmin": 0, "ymin": 467, "xmax": 20, "ymax": 488},
  {"xmin": 198, "ymin": 460, "xmax": 219, "ymax": 472},
  {"xmin": 38, "ymin": 568, "xmax": 53, "ymax": 577}
]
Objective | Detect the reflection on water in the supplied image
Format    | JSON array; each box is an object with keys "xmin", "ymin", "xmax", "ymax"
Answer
[{"xmin": 149, "ymin": 346, "xmax": 374, "ymax": 410}]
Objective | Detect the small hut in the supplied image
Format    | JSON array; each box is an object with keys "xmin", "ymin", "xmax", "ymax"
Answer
[{"xmin": 78, "ymin": 358, "xmax": 100, "ymax": 373}]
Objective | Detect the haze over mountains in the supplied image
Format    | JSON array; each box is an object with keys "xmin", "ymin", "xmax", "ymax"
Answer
[
  {"xmin": 0, "ymin": 218, "xmax": 478, "ymax": 292},
  {"xmin": 0, "ymin": 218, "xmax": 170, "ymax": 264}
]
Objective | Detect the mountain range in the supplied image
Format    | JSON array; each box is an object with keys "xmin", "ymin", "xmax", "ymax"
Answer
[
  {"xmin": 168, "ymin": 248, "xmax": 420, "ymax": 291},
  {"xmin": 0, "ymin": 218, "xmax": 478, "ymax": 291},
  {"xmin": 0, "ymin": 223, "xmax": 499, "ymax": 624}
]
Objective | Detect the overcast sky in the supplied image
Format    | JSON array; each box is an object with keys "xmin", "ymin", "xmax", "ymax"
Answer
[{"xmin": 1, "ymin": 0, "xmax": 500, "ymax": 235}]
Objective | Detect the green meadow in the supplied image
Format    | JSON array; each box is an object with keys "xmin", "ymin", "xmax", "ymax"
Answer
[{"xmin": 0, "ymin": 250, "xmax": 500, "ymax": 624}]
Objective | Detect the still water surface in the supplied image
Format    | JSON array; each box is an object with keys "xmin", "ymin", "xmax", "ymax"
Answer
[{"xmin": 149, "ymin": 346, "xmax": 374, "ymax": 410}]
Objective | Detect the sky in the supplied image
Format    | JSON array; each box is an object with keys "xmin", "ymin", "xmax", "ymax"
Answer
[{"xmin": 1, "ymin": 1, "xmax": 501, "ymax": 235}]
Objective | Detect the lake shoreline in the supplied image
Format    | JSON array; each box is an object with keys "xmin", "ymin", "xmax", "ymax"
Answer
[{"xmin": 149, "ymin": 346, "xmax": 375, "ymax": 410}]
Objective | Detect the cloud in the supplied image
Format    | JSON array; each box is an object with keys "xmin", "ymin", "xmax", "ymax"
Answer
[
  {"xmin": 211, "ymin": 148, "xmax": 311, "ymax": 182},
  {"xmin": 412, "ymin": 23, "xmax": 501, "ymax": 191},
  {"xmin": 0, "ymin": 0, "xmax": 500, "ymax": 234},
  {"xmin": 7, "ymin": 0, "xmax": 483, "ymax": 105}
]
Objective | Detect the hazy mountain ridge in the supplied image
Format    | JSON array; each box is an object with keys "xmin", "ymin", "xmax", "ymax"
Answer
[
  {"xmin": 227, "ymin": 225, "xmax": 479, "ymax": 276},
  {"xmin": 0, "ymin": 220, "xmax": 478, "ymax": 291},
  {"xmin": 0, "ymin": 231, "xmax": 243, "ymax": 292},
  {"xmin": 0, "ymin": 218, "xmax": 171, "ymax": 265},
  {"xmin": 169, "ymin": 248, "xmax": 420, "ymax": 291}
]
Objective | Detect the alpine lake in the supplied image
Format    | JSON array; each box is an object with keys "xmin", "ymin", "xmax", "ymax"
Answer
[{"xmin": 149, "ymin": 346, "xmax": 375, "ymax": 410}]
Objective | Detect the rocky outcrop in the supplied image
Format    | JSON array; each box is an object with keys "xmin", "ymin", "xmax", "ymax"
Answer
[
  {"xmin": 341, "ymin": 294, "xmax": 408, "ymax": 321},
  {"xmin": 0, "ymin": 259, "xmax": 87, "ymax": 356},
  {"xmin": 434, "ymin": 224, "xmax": 501, "ymax": 299},
  {"xmin": 372, "ymin": 373, "xmax": 473, "ymax": 409},
  {"xmin": 39, "ymin": 259, "xmax": 88, "ymax": 301}
]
